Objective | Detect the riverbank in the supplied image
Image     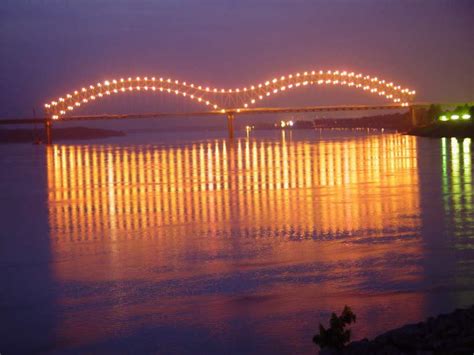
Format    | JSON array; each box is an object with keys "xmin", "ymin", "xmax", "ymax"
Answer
[
  {"xmin": 408, "ymin": 122, "xmax": 474, "ymax": 138},
  {"xmin": 321, "ymin": 305, "xmax": 474, "ymax": 354},
  {"xmin": 0, "ymin": 126, "xmax": 125, "ymax": 144}
]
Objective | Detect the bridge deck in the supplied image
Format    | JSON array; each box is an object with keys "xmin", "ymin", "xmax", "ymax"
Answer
[
  {"xmin": 0, "ymin": 102, "xmax": 469, "ymax": 125},
  {"xmin": 0, "ymin": 104, "xmax": 411, "ymax": 124}
]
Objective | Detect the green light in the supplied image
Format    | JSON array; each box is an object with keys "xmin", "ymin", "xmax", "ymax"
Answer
[
  {"xmin": 439, "ymin": 115, "xmax": 448, "ymax": 121},
  {"xmin": 451, "ymin": 114, "xmax": 459, "ymax": 120},
  {"xmin": 461, "ymin": 113, "xmax": 471, "ymax": 120}
]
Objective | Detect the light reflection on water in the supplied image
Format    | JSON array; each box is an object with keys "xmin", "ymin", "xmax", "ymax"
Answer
[
  {"xmin": 441, "ymin": 137, "xmax": 474, "ymax": 240},
  {"xmin": 47, "ymin": 134, "xmax": 420, "ymax": 242},
  {"xmin": 42, "ymin": 133, "xmax": 432, "ymax": 353},
  {"xmin": 3, "ymin": 132, "xmax": 472, "ymax": 354}
]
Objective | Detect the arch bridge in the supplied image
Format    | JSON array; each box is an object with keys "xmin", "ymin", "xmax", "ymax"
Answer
[{"xmin": 42, "ymin": 69, "xmax": 417, "ymax": 142}]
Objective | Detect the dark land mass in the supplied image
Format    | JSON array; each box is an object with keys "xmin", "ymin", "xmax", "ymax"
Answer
[
  {"xmin": 0, "ymin": 126, "xmax": 125, "ymax": 144},
  {"xmin": 408, "ymin": 121, "xmax": 474, "ymax": 138},
  {"xmin": 251, "ymin": 113, "xmax": 412, "ymax": 131},
  {"xmin": 313, "ymin": 112, "xmax": 411, "ymax": 131},
  {"xmin": 321, "ymin": 305, "xmax": 474, "ymax": 355}
]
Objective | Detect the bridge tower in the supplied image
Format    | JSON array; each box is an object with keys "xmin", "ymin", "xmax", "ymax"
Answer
[
  {"xmin": 226, "ymin": 112, "xmax": 235, "ymax": 139},
  {"xmin": 409, "ymin": 106, "xmax": 419, "ymax": 127},
  {"xmin": 410, "ymin": 106, "xmax": 430, "ymax": 127},
  {"xmin": 45, "ymin": 119, "xmax": 53, "ymax": 145}
]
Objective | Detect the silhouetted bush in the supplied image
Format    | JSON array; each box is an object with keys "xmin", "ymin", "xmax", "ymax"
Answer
[{"xmin": 313, "ymin": 305, "xmax": 356, "ymax": 350}]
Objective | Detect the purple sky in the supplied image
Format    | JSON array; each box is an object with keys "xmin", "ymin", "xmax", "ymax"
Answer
[{"xmin": 0, "ymin": 0, "xmax": 473, "ymax": 118}]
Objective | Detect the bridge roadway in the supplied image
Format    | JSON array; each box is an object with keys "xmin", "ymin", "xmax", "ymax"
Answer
[
  {"xmin": 0, "ymin": 102, "xmax": 468, "ymax": 143},
  {"xmin": 0, "ymin": 103, "xmax": 420, "ymax": 123}
]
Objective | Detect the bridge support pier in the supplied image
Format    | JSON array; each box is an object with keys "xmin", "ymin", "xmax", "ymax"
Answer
[
  {"xmin": 45, "ymin": 119, "xmax": 52, "ymax": 145},
  {"xmin": 408, "ymin": 106, "xmax": 423, "ymax": 128},
  {"xmin": 409, "ymin": 106, "xmax": 418, "ymax": 127},
  {"xmin": 227, "ymin": 112, "xmax": 235, "ymax": 139}
]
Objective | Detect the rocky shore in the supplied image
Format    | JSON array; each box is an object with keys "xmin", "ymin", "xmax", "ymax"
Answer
[{"xmin": 321, "ymin": 305, "xmax": 474, "ymax": 354}]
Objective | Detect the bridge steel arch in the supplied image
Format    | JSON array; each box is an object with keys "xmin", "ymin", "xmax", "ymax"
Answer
[{"xmin": 44, "ymin": 70, "xmax": 416, "ymax": 119}]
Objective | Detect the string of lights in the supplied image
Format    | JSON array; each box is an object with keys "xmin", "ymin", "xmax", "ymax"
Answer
[{"xmin": 44, "ymin": 70, "xmax": 416, "ymax": 119}]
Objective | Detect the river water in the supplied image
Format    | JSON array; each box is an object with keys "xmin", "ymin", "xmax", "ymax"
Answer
[{"xmin": 1, "ymin": 129, "xmax": 473, "ymax": 354}]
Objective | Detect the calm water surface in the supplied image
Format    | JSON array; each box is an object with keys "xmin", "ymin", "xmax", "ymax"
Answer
[{"xmin": 1, "ymin": 130, "xmax": 473, "ymax": 354}]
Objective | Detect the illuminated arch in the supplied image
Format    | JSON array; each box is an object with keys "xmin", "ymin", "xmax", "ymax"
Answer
[
  {"xmin": 44, "ymin": 70, "xmax": 416, "ymax": 119},
  {"xmin": 236, "ymin": 70, "xmax": 416, "ymax": 110}
]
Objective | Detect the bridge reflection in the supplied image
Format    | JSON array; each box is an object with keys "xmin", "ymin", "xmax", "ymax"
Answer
[
  {"xmin": 45, "ymin": 135, "xmax": 425, "ymax": 350},
  {"xmin": 46, "ymin": 134, "xmax": 420, "ymax": 241}
]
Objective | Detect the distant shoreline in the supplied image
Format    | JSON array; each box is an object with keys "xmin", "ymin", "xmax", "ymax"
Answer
[
  {"xmin": 0, "ymin": 126, "xmax": 126, "ymax": 144},
  {"xmin": 4, "ymin": 120, "xmax": 472, "ymax": 145},
  {"xmin": 249, "ymin": 112, "xmax": 412, "ymax": 132}
]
